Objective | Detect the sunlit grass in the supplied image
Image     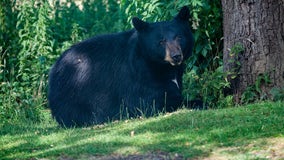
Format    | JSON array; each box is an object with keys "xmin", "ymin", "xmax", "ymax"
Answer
[{"xmin": 0, "ymin": 101, "xmax": 283, "ymax": 159}]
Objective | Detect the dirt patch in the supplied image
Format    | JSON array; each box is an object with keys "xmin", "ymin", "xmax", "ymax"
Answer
[
  {"xmin": 57, "ymin": 152, "xmax": 184, "ymax": 160},
  {"xmin": 54, "ymin": 137, "xmax": 284, "ymax": 160},
  {"xmin": 202, "ymin": 137, "xmax": 284, "ymax": 160},
  {"xmin": 90, "ymin": 152, "xmax": 184, "ymax": 160},
  {"xmin": 250, "ymin": 137, "xmax": 284, "ymax": 159}
]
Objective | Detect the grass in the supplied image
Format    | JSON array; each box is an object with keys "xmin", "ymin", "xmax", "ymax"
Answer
[{"xmin": 0, "ymin": 101, "xmax": 283, "ymax": 159}]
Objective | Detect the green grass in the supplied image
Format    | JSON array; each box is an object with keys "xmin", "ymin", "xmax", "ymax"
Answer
[{"xmin": 0, "ymin": 101, "xmax": 283, "ymax": 159}]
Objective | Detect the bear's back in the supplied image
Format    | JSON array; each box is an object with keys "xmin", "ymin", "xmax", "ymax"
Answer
[
  {"xmin": 49, "ymin": 29, "xmax": 137, "ymax": 94},
  {"xmin": 67, "ymin": 29, "xmax": 136, "ymax": 58}
]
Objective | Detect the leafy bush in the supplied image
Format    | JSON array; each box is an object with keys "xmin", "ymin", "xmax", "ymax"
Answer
[
  {"xmin": 183, "ymin": 67, "xmax": 233, "ymax": 108},
  {"xmin": 241, "ymin": 74, "xmax": 284, "ymax": 104},
  {"xmin": 270, "ymin": 87, "xmax": 284, "ymax": 101},
  {"xmin": 182, "ymin": 0, "xmax": 227, "ymax": 108}
]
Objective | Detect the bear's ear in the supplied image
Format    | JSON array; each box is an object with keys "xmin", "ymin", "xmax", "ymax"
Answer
[
  {"xmin": 132, "ymin": 17, "xmax": 149, "ymax": 32},
  {"xmin": 175, "ymin": 6, "xmax": 190, "ymax": 21}
]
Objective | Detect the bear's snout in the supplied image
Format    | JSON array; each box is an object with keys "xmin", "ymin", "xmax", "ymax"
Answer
[
  {"xmin": 164, "ymin": 41, "xmax": 183, "ymax": 66},
  {"xmin": 172, "ymin": 54, "xmax": 183, "ymax": 63}
]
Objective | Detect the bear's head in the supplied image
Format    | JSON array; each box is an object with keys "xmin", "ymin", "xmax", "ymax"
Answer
[{"xmin": 132, "ymin": 6, "xmax": 194, "ymax": 66}]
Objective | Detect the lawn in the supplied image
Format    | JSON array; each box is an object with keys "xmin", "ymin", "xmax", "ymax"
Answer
[{"xmin": 0, "ymin": 101, "xmax": 283, "ymax": 159}]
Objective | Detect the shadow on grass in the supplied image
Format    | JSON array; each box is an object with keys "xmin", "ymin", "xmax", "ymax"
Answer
[
  {"xmin": 0, "ymin": 101, "xmax": 283, "ymax": 159},
  {"xmin": 116, "ymin": 101, "xmax": 284, "ymax": 157}
]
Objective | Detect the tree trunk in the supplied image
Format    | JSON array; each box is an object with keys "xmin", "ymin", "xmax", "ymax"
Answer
[{"xmin": 222, "ymin": 0, "xmax": 284, "ymax": 103}]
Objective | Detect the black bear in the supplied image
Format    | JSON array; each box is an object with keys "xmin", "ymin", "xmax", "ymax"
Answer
[{"xmin": 48, "ymin": 6, "xmax": 194, "ymax": 127}]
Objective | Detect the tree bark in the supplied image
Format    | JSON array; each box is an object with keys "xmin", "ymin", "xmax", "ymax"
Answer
[{"xmin": 222, "ymin": 0, "xmax": 284, "ymax": 103}]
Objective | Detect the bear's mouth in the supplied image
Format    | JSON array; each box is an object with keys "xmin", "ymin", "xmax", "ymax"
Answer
[
  {"xmin": 169, "ymin": 59, "xmax": 183, "ymax": 66},
  {"xmin": 165, "ymin": 54, "xmax": 183, "ymax": 66},
  {"xmin": 172, "ymin": 54, "xmax": 183, "ymax": 65}
]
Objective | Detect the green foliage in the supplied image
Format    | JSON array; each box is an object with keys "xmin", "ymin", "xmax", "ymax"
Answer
[
  {"xmin": 0, "ymin": 0, "xmax": 21, "ymax": 123},
  {"xmin": 187, "ymin": 0, "xmax": 223, "ymax": 72},
  {"xmin": 17, "ymin": 0, "xmax": 53, "ymax": 100},
  {"xmin": 241, "ymin": 73, "xmax": 284, "ymax": 104},
  {"xmin": 182, "ymin": 0, "xmax": 232, "ymax": 108},
  {"xmin": 270, "ymin": 87, "xmax": 284, "ymax": 101},
  {"xmin": 227, "ymin": 43, "xmax": 244, "ymax": 79},
  {"xmin": 183, "ymin": 66, "xmax": 233, "ymax": 108},
  {"xmin": 241, "ymin": 73, "xmax": 271, "ymax": 104}
]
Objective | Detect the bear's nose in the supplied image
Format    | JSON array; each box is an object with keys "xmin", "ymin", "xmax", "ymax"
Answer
[{"xmin": 172, "ymin": 54, "xmax": 182, "ymax": 62}]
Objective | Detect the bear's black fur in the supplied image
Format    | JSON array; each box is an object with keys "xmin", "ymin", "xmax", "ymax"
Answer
[{"xmin": 48, "ymin": 6, "xmax": 194, "ymax": 127}]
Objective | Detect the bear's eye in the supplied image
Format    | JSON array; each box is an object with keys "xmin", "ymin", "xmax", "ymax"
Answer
[{"xmin": 159, "ymin": 39, "xmax": 166, "ymax": 45}]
